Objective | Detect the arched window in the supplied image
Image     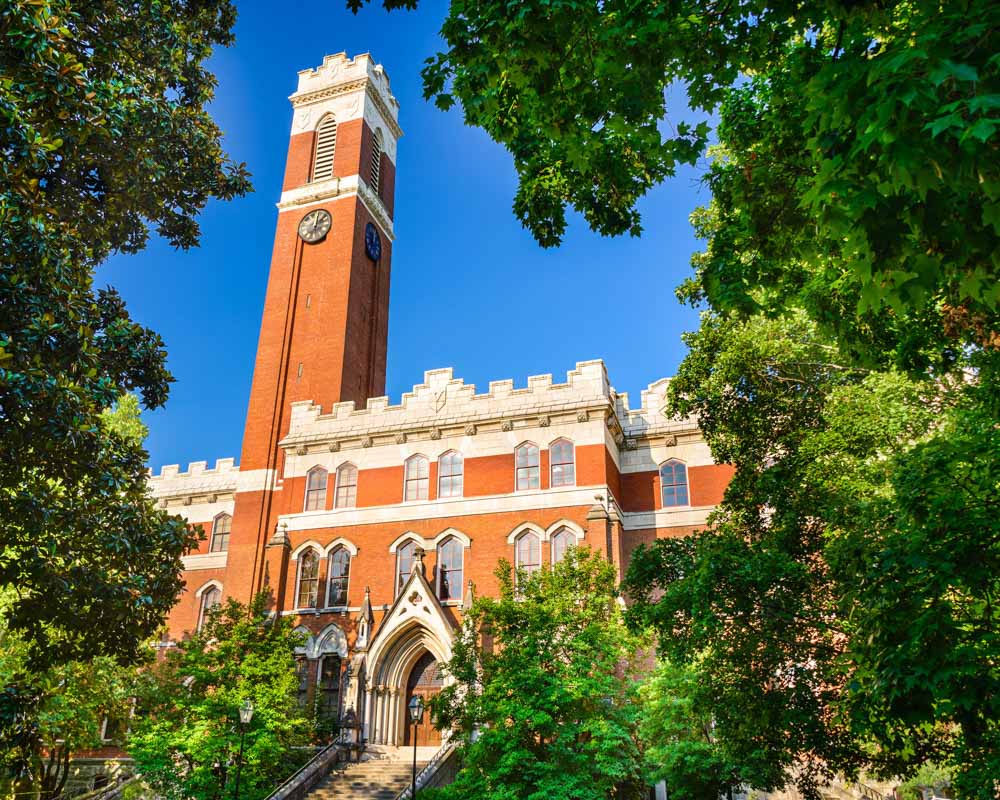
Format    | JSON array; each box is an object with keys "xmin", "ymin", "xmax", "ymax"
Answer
[
  {"xmin": 334, "ymin": 463, "xmax": 358, "ymax": 508},
  {"xmin": 549, "ymin": 438, "xmax": 575, "ymax": 487},
  {"xmin": 197, "ymin": 585, "xmax": 221, "ymax": 632},
  {"xmin": 326, "ymin": 547, "xmax": 351, "ymax": 607},
  {"xmin": 550, "ymin": 526, "xmax": 576, "ymax": 564},
  {"xmin": 318, "ymin": 655, "xmax": 341, "ymax": 719},
  {"xmin": 396, "ymin": 539, "xmax": 417, "ymax": 593},
  {"xmin": 209, "ymin": 513, "xmax": 231, "ymax": 553},
  {"xmin": 660, "ymin": 459, "xmax": 689, "ymax": 507},
  {"xmin": 312, "ymin": 115, "xmax": 337, "ymax": 181},
  {"xmin": 404, "ymin": 455, "xmax": 429, "ymax": 501},
  {"xmin": 296, "ymin": 549, "xmax": 320, "ymax": 609},
  {"xmin": 370, "ymin": 129, "xmax": 383, "ymax": 193},
  {"xmin": 515, "ymin": 532, "xmax": 541, "ymax": 577},
  {"xmin": 437, "ymin": 537, "xmax": 464, "ymax": 601},
  {"xmin": 304, "ymin": 467, "xmax": 328, "ymax": 511},
  {"xmin": 295, "ymin": 657, "xmax": 309, "ymax": 707},
  {"xmin": 515, "ymin": 443, "xmax": 540, "ymax": 491},
  {"xmin": 438, "ymin": 451, "xmax": 464, "ymax": 498}
]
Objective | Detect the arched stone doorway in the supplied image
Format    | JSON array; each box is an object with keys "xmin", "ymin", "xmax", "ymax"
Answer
[
  {"xmin": 403, "ymin": 651, "xmax": 443, "ymax": 746},
  {"xmin": 365, "ymin": 621, "xmax": 450, "ymax": 745}
]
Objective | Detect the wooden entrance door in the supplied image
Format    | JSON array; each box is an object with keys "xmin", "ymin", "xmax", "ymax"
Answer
[{"xmin": 403, "ymin": 651, "xmax": 442, "ymax": 746}]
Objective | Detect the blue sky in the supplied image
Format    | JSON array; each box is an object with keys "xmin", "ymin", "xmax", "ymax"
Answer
[{"xmin": 100, "ymin": 0, "xmax": 713, "ymax": 471}]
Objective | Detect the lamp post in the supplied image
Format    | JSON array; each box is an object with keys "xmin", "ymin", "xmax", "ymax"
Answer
[
  {"xmin": 233, "ymin": 699, "xmax": 254, "ymax": 800},
  {"xmin": 407, "ymin": 694, "xmax": 424, "ymax": 800}
]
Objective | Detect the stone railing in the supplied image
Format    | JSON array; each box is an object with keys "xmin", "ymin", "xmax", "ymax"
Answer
[{"xmin": 394, "ymin": 743, "xmax": 460, "ymax": 800}]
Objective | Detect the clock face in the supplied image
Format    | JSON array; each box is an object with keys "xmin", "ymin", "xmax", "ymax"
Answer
[
  {"xmin": 365, "ymin": 222, "xmax": 382, "ymax": 261},
  {"xmin": 298, "ymin": 209, "xmax": 331, "ymax": 243}
]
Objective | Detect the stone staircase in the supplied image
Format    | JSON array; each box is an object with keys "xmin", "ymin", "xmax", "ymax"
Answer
[{"xmin": 305, "ymin": 750, "xmax": 433, "ymax": 800}]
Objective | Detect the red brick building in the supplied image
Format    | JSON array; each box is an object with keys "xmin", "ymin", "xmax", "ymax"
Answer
[{"xmin": 149, "ymin": 52, "xmax": 733, "ymax": 751}]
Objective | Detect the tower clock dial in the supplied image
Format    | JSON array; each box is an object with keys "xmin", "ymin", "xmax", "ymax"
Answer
[
  {"xmin": 298, "ymin": 209, "xmax": 331, "ymax": 243},
  {"xmin": 365, "ymin": 222, "xmax": 382, "ymax": 261}
]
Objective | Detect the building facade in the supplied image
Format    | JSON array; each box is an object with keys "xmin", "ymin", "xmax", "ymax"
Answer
[{"xmin": 149, "ymin": 52, "xmax": 734, "ymax": 751}]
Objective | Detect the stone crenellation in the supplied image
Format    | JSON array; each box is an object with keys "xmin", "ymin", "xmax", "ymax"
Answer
[
  {"xmin": 148, "ymin": 457, "xmax": 239, "ymax": 499},
  {"xmin": 277, "ymin": 361, "xmax": 699, "ymax": 450}
]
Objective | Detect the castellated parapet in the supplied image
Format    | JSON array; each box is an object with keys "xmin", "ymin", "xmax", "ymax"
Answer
[
  {"xmin": 278, "ymin": 360, "xmax": 699, "ymax": 452},
  {"xmin": 144, "ymin": 364, "xmax": 702, "ymax": 495},
  {"xmin": 291, "ymin": 52, "xmax": 400, "ymax": 135},
  {"xmin": 148, "ymin": 457, "xmax": 239, "ymax": 499}
]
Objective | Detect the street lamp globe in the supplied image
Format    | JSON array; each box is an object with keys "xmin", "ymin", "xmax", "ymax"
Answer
[
  {"xmin": 239, "ymin": 699, "xmax": 254, "ymax": 725},
  {"xmin": 408, "ymin": 694, "xmax": 424, "ymax": 724}
]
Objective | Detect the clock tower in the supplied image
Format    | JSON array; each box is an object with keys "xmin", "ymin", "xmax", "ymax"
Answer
[{"xmin": 225, "ymin": 53, "xmax": 401, "ymax": 600}]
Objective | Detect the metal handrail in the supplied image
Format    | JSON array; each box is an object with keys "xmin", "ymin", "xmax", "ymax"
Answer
[
  {"xmin": 394, "ymin": 743, "xmax": 457, "ymax": 800},
  {"xmin": 263, "ymin": 742, "xmax": 341, "ymax": 800}
]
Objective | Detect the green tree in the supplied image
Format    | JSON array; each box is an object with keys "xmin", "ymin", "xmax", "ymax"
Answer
[
  {"xmin": 624, "ymin": 314, "xmax": 999, "ymax": 799},
  {"xmin": 429, "ymin": 547, "xmax": 646, "ymax": 800},
  {"xmin": 638, "ymin": 659, "xmax": 741, "ymax": 800},
  {"xmin": 0, "ymin": 597, "xmax": 136, "ymax": 800},
  {"xmin": 127, "ymin": 594, "xmax": 312, "ymax": 800},
  {"xmin": 1, "ymin": 0, "xmax": 248, "ymax": 763},
  {"xmin": 349, "ymin": 1, "xmax": 997, "ymax": 322}
]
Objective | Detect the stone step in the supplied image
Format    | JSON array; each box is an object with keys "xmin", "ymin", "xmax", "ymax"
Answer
[{"xmin": 306, "ymin": 758, "xmax": 429, "ymax": 800}]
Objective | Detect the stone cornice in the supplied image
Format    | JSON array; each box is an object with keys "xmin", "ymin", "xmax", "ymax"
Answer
[
  {"xmin": 290, "ymin": 80, "xmax": 403, "ymax": 140},
  {"xmin": 276, "ymin": 174, "xmax": 396, "ymax": 241}
]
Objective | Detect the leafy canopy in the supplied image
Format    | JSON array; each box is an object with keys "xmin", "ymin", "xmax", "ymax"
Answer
[
  {"xmin": 429, "ymin": 547, "xmax": 646, "ymax": 800},
  {"xmin": 624, "ymin": 315, "xmax": 999, "ymax": 799},
  {"xmin": 1, "ymin": 0, "xmax": 248, "ymax": 766},
  {"xmin": 0, "ymin": 589, "xmax": 137, "ymax": 800},
  {"xmin": 128, "ymin": 594, "xmax": 312, "ymax": 800},
  {"xmin": 1, "ymin": 0, "xmax": 249, "ymax": 672},
  {"xmin": 350, "ymin": 0, "xmax": 998, "ymax": 334}
]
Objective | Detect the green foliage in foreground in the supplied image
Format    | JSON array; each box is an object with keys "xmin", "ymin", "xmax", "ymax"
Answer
[
  {"xmin": 638, "ymin": 659, "xmax": 741, "ymax": 800},
  {"xmin": 2, "ymin": 0, "xmax": 248, "ymax": 761},
  {"xmin": 428, "ymin": 548, "xmax": 646, "ymax": 800},
  {"xmin": 625, "ymin": 315, "xmax": 999, "ymax": 799},
  {"xmin": 0, "ymin": 589, "xmax": 136, "ymax": 800},
  {"xmin": 128, "ymin": 594, "xmax": 312, "ymax": 800}
]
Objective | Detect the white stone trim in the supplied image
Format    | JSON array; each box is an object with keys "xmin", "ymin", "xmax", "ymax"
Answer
[
  {"xmin": 291, "ymin": 539, "xmax": 325, "ymax": 560},
  {"xmin": 506, "ymin": 522, "xmax": 545, "ymax": 545},
  {"xmin": 543, "ymin": 518, "xmax": 585, "ymax": 541},
  {"xmin": 280, "ymin": 484, "xmax": 601, "ymax": 533},
  {"xmin": 182, "ymin": 552, "xmax": 228, "ymax": 571},
  {"xmin": 276, "ymin": 174, "xmax": 395, "ymax": 242},
  {"xmin": 386, "ymin": 528, "xmax": 472, "ymax": 554},
  {"xmin": 194, "ymin": 579, "xmax": 223, "ymax": 598},
  {"xmin": 315, "ymin": 624, "xmax": 349, "ymax": 658},
  {"xmin": 323, "ymin": 537, "xmax": 359, "ymax": 556},
  {"xmin": 388, "ymin": 531, "xmax": 425, "ymax": 554},
  {"xmin": 433, "ymin": 527, "xmax": 472, "ymax": 549},
  {"xmin": 620, "ymin": 506, "xmax": 714, "ymax": 530}
]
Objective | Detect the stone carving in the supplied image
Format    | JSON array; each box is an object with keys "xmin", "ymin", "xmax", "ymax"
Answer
[
  {"xmin": 395, "ymin": 432, "xmax": 407, "ymax": 444},
  {"xmin": 362, "ymin": 437, "xmax": 373, "ymax": 448},
  {"xmin": 208, "ymin": 494, "xmax": 217, "ymax": 504},
  {"xmin": 464, "ymin": 424, "xmax": 477, "ymax": 436},
  {"xmin": 501, "ymin": 421, "xmax": 514, "ymax": 432},
  {"xmin": 625, "ymin": 438, "xmax": 639, "ymax": 451},
  {"xmin": 295, "ymin": 445, "xmax": 307, "ymax": 456},
  {"xmin": 664, "ymin": 434, "xmax": 678, "ymax": 447},
  {"xmin": 538, "ymin": 416, "xmax": 550, "ymax": 427},
  {"xmin": 408, "ymin": 591, "xmax": 422, "ymax": 605},
  {"xmin": 328, "ymin": 441, "xmax": 340, "ymax": 452},
  {"xmin": 577, "ymin": 410, "xmax": 589, "ymax": 423},
  {"xmin": 429, "ymin": 427, "xmax": 442, "ymax": 440}
]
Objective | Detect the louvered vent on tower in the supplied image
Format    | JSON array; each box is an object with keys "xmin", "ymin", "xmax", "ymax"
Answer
[
  {"xmin": 312, "ymin": 115, "xmax": 337, "ymax": 181},
  {"xmin": 370, "ymin": 129, "xmax": 383, "ymax": 193}
]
